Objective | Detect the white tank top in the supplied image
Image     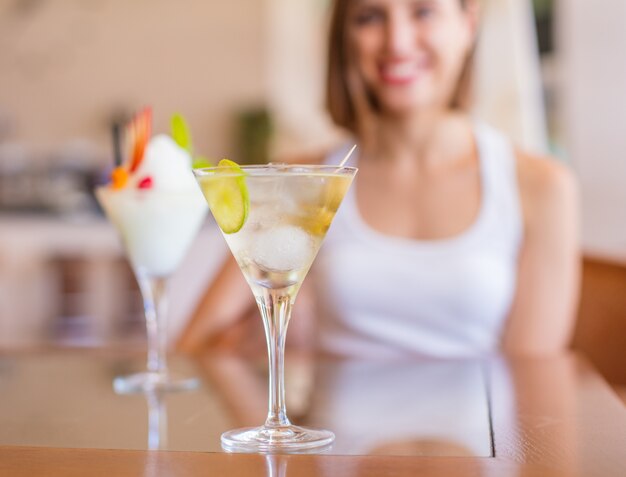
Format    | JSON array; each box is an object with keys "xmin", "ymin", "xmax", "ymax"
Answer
[{"xmin": 312, "ymin": 123, "xmax": 522, "ymax": 358}]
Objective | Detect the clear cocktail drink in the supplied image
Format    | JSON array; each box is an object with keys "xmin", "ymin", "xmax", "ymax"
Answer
[{"xmin": 195, "ymin": 163, "xmax": 356, "ymax": 452}]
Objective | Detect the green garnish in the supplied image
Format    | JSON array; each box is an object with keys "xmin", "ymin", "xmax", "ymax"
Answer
[
  {"xmin": 171, "ymin": 113, "xmax": 192, "ymax": 153},
  {"xmin": 192, "ymin": 156, "xmax": 213, "ymax": 169},
  {"xmin": 199, "ymin": 159, "xmax": 249, "ymax": 234}
]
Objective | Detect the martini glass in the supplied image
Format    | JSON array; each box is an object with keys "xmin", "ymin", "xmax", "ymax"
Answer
[
  {"xmin": 194, "ymin": 164, "xmax": 356, "ymax": 452},
  {"xmin": 96, "ymin": 186, "xmax": 207, "ymax": 393}
]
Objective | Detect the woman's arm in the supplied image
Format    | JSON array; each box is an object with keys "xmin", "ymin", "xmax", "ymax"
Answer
[
  {"xmin": 502, "ymin": 152, "xmax": 581, "ymax": 355},
  {"xmin": 176, "ymin": 254, "xmax": 256, "ymax": 355}
]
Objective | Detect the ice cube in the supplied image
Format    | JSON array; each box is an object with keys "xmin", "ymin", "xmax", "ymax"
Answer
[
  {"xmin": 284, "ymin": 175, "xmax": 324, "ymax": 205},
  {"xmin": 250, "ymin": 225, "xmax": 314, "ymax": 271},
  {"xmin": 246, "ymin": 204, "xmax": 279, "ymax": 230}
]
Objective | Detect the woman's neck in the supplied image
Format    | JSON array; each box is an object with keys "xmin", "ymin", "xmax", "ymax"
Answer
[{"xmin": 361, "ymin": 111, "xmax": 471, "ymax": 169}]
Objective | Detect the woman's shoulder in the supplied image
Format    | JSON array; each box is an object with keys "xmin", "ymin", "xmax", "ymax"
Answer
[{"xmin": 514, "ymin": 149, "xmax": 578, "ymax": 226}]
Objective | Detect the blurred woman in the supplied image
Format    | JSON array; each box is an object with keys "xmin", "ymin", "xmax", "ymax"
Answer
[{"xmin": 178, "ymin": 0, "xmax": 579, "ymax": 358}]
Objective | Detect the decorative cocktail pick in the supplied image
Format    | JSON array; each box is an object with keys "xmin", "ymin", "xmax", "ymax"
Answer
[{"xmin": 127, "ymin": 106, "xmax": 152, "ymax": 172}]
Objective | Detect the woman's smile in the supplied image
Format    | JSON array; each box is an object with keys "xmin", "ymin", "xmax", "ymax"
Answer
[{"xmin": 378, "ymin": 57, "xmax": 430, "ymax": 85}]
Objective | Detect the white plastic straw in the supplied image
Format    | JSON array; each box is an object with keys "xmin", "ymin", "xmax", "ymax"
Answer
[{"xmin": 338, "ymin": 144, "xmax": 357, "ymax": 169}]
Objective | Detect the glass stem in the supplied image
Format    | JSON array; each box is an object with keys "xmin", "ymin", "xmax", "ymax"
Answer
[
  {"xmin": 257, "ymin": 289, "xmax": 293, "ymax": 429},
  {"xmin": 137, "ymin": 274, "xmax": 169, "ymax": 375}
]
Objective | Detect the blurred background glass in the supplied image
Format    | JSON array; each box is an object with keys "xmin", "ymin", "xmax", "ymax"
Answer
[{"xmin": 0, "ymin": 0, "xmax": 624, "ymax": 392}]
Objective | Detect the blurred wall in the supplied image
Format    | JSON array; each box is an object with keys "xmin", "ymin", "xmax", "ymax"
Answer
[
  {"xmin": 559, "ymin": 0, "xmax": 626, "ymax": 260},
  {"xmin": 0, "ymin": 0, "xmax": 267, "ymax": 161},
  {"xmin": 265, "ymin": 0, "xmax": 341, "ymax": 156}
]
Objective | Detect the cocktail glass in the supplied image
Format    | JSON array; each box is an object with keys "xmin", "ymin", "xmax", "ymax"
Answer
[
  {"xmin": 96, "ymin": 186, "xmax": 207, "ymax": 393},
  {"xmin": 194, "ymin": 164, "xmax": 356, "ymax": 452}
]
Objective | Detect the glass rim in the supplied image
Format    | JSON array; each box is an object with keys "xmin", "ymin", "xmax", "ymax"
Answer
[{"xmin": 193, "ymin": 163, "xmax": 358, "ymax": 177}]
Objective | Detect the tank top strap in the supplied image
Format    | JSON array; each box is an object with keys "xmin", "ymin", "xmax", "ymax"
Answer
[{"xmin": 473, "ymin": 122, "xmax": 523, "ymax": 246}]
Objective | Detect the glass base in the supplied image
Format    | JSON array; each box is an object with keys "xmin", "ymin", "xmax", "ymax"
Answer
[
  {"xmin": 113, "ymin": 371, "xmax": 199, "ymax": 394},
  {"xmin": 221, "ymin": 425, "xmax": 334, "ymax": 453}
]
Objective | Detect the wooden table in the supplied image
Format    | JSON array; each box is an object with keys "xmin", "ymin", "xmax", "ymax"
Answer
[{"xmin": 0, "ymin": 350, "xmax": 624, "ymax": 476}]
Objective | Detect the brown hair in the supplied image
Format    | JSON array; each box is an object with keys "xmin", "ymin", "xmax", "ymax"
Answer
[{"xmin": 325, "ymin": 0, "xmax": 475, "ymax": 137}]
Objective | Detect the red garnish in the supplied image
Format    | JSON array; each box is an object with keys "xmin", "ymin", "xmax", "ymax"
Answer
[
  {"xmin": 137, "ymin": 176, "xmax": 153, "ymax": 189},
  {"xmin": 126, "ymin": 106, "xmax": 152, "ymax": 173}
]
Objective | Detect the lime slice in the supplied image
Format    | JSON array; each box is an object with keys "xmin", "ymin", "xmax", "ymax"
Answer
[
  {"xmin": 171, "ymin": 113, "xmax": 192, "ymax": 152},
  {"xmin": 199, "ymin": 159, "xmax": 249, "ymax": 234}
]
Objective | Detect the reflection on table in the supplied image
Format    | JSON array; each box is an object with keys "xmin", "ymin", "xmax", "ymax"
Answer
[
  {"xmin": 0, "ymin": 351, "xmax": 624, "ymax": 476},
  {"xmin": 204, "ymin": 356, "xmax": 494, "ymax": 456},
  {"xmin": 144, "ymin": 391, "xmax": 167, "ymax": 450},
  {"xmin": 0, "ymin": 351, "xmax": 495, "ymax": 457}
]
